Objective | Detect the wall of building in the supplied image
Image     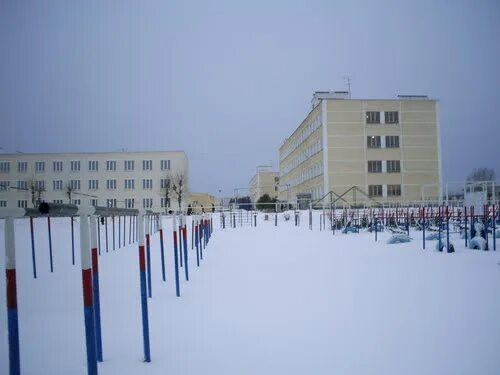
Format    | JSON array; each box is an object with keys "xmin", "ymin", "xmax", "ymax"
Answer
[
  {"xmin": 0, "ymin": 151, "xmax": 188, "ymax": 212},
  {"xmin": 188, "ymin": 192, "xmax": 216, "ymax": 213},
  {"xmin": 249, "ymin": 171, "xmax": 279, "ymax": 203}
]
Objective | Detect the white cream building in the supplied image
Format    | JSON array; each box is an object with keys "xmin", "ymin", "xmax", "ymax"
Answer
[
  {"xmin": 279, "ymin": 92, "xmax": 441, "ymax": 205},
  {"xmin": 249, "ymin": 166, "xmax": 279, "ymax": 203},
  {"xmin": 0, "ymin": 151, "xmax": 188, "ymax": 212}
]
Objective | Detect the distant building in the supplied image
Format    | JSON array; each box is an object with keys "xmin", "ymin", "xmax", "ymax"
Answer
[
  {"xmin": 249, "ymin": 165, "xmax": 279, "ymax": 203},
  {"xmin": 188, "ymin": 192, "xmax": 216, "ymax": 212},
  {"xmin": 278, "ymin": 92, "xmax": 441, "ymax": 205},
  {"xmin": 0, "ymin": 150, "xmax": 188, "ymax": 212}
]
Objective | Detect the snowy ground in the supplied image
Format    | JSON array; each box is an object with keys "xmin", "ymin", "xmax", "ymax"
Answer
[{"xmin": 1, "ymin": 212, "xmax": 500, "ymax": 374}]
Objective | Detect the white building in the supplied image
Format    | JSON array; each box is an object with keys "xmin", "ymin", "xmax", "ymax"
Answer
[{"xmin": 0, "ymin": 151, "xmax": 188, "ymax": 212}]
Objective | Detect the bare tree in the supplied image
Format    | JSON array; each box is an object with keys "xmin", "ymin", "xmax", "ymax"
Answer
[
  {"xmin": 466, "ymin": 167, "xmax": 495, "ymax": 182},
  {"xmin": 29, "ymin": 178, "xmax": 45, "ymax": 207},
  {"xmin": 172, "ymin": 172, "xmax": 186, "ymax": 211},
  {"xmin": 162, "ymin": 173, "xmax": 173, "ymax": 212},
  {"xmin": 65, "ymin": 183, "xmax": 75, "ymax": 203}
]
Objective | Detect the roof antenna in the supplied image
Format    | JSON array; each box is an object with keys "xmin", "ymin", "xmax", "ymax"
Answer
[{"xmin": 343, "ymin": 76, "xmax": 351, "ymax": 98}]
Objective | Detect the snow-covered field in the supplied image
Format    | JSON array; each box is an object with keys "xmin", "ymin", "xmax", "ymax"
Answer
[{"xmin": 1, "ymin": 213, "xmax": 500, "ymax": 374}]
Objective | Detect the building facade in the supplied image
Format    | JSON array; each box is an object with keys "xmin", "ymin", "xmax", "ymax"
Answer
[
  {"xmin": 249, "ymin": 166, "xmax": 279, "ymax": 203},
  {"xmin": 188, "ymin": 192, "xmax": 216, "ymax": 212},
  {"xmin": 279, "ymin": 92, "xmax": 441, "ymax": 205},
  {"xmin": 0, "ymin": 151, "xmax": 188, "ymax": 212}
]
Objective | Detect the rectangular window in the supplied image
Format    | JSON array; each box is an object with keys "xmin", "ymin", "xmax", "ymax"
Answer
[
  {"xmin": 106, "ymin": 179, "xmax": 117, "ymax": 190},
  {"xmin": 88, "ymin": 160, "xmax": 99, "ymax": 171},
  {"xmin": 385, "ymin": 135, "xmax": 400, "ymax": 148},
  {"xmin": 0, "ymin": 200, "xmax": 7, "ymax": 207},
  {"xmin": 0, "ymin": 181, "xmax": 9, "ymax": 191},
  {"xmin": 70, "ymin": 179, "xmax": 81, "ymax": 190},
  {"xmin": 161, "ymin": 198, "xmax": 170, "ymax": 208},
  {"xmin": 366, "ymin": 111, "xmax": 380, "ymax": 124},
  {"xmin": 88, "ymin": 179, "xmax": 99, "ymax": 190},
  {"xmin": 160, "ymin": 159, "xmax": 171, "ymax": 171},
  {"xmin": 142, "ymin": 179, "xmax": 153, "ymax": 190},
  {"xmin": 72, "ymin": 199, "xmax": 81, "ymax": 205},
  {"xmin": 0, "ymin": 161, "xmax": 11, "ymax": 173},
  {"xmin": 35, "ymin": 161, "xmax": 45, "ymax": 173},
  {"xmin": 387, "ymin": 160, "xmax": 401, "ymax": 173},
  {"xmin": 143, "ymin": 198, "xmax": 153, "ymax": 209},
  {"xmin": 34, "ymin": 180, "xmax": 45, "ymax": 191},
  {"xmin": 53, "ymin": 199, "xmax": 64, "ymax": 204},
  {"xmin": 53, "ymin": 161, "xmax": 63, "ymax": 172},
  {"xmin": 124, "ymin": 179, "xmax": 135, "ymax": 190},
  {"xmin": 91, "ymin": 199, "xmax": 98, "ymax": 206},
  {"xmin": 368, "ymin": 160, "xmax": 382, "ymax": 173},
  {"xmin": 53, "ymin": 180, "xmax": 63, "ymax": 191},
  {"xmin": 106, "ymin": 160, "xmax": 117, "ymax": 171},
  {"xmin": 125, "ymin": 198, "xmax": 135, "ymax": 208},
  {"xmin": 387, "ymin": 184, "xmax": 402, "ymax": 196},
  {"xmin": 385, "ymin": 111, "xmax": 399, "ymax": 124},
  {"xmin": 70, "ymin": 161, "xmax": 81, "ymax": 171},
  {"xmin": 17, "ymin": 181, "xmax": 28, "ymax": 190},
  {"xmin": 17, "ymin": 200, "xmax": 28, "ymax": 208},
  {"xmin": 368, "ymin": 185, "xmax": 383, "ymax": 197},
  {"xmin": 142, "ymin": 160, "xmax": 153, "ymax": 171},
  {"xmin": 124, "ymin": 160, "xmax": 135, "ymax": 171},
  {"xmin": 367, "ymin": 136, "xmax": 381, "ymax": 148},
  {"xmin": 106, "ymin": 199, "xmax": 117, "ymax": 208},
  {"xmin": 160, "ymin": 178, "xmax": 171, "ymax": 189},
  {"xmin": 18, "ymin": 161, "xmax": 28, "ymax": 173}
]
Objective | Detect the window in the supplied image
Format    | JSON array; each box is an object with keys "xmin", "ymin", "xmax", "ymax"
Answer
[
  {"xmin": 70, "ymin": 179, "xmax": 81, "ymax": 190},
  {"xmin": 34, "ymin": 180, "xmax": 45, "ymax": 191},
  {"xmin": 53, "ymin": 180, "xmax": 63, "ymax": 191},
  {"xmin": 387, "ymin": 184, "xmax": 401, "ymax": 196},
  {"xmin": 160, "ymin": 159, "xmax": 171, "ymax": 170},
  {"xmin": 53, "ymin": 199, "xmax": 63, "ymax": 204},
  {"xmin": 124, "ymin": 160, "xmax": 135, "ymax": 171},
  {"xmin": 0, "ymin": 161, "xmax": 10, "ymax": 173},
  {"xmin": 143, "ymin": 198, "xmax": 153, "ymax": 208},
  {"xmin": 385, "ymin": 111, "xmax": 399, "ymax": 124},
  {"xmin": 88, "ymin": 179, "xmax": 99, "ymax": 190},
  {"xmin": 72, "ymin": 199, "xmax": 81, "ymax": 205},
  {"xmin": 17, "ymin": 200, "xmax": 28, "ymax": 208},
  {"xmin": 18, "ymin": 162, "xmax": 28, "ymax": 173},
  {"xmin": 35, "ymin": 161, "xmax": 45, "ymax": 173},
  {"xmin": 368, "ymin": 185, "xmax": 383, "ymax": 197},
  {"xmin": 142, "ymin": 160, "xmax": 153, "ymax": 171},
  {"xmin": 366, "ymin": 111, "xmax": 380, "ymax": 124},
  {"xmin": 17, "ymin": 181, "xmax": 28, "ymax": 190},
  {"xmin": 161, "ymin": 198, "xmax": 170, "ymax": 208},
  {"xmin": 91, "ymin": 199, "xmax": 98, "ymax": 206},
  {"xmin": 106, "ymin": 160, "xmax": 117, "ymax": 171},
  {"xmin": 368, "ymin": 160, "xmax": 382, "ymax": 173},
  {"xmin": 124, "ymin": 179, "xmax": 135, "ymax": 189},
  {"xmin": 142, "ymin": 179, "xmax": 153, "ymax": 190},
  {"xmin": 106, "ymin": 179, "xmax": 117, "ymax": 190},
  {"xmin": 367, "ymin": 136, "xmax": 381, "ymax": 148},
  {"xmin": 274, "ymin": 176, "xmax": 280, "ymax": 184},
  {"xmin": 70, "ymin": 161, "xmax": 81, "ymax": 171},
  {"xmin": 0, "ymin": 181, "xmax": 9, "ymax": 191},
  {"xmin": 106, "ymin": 199, "xmax": 117, "ymax": 208},
  {"xmin": 88, "ymin": 160, "xmax": 99, "ymax": 171},
  {"xmin": 0, "ymin": 200, "xmax": 7, "ymax": 207},
  {"xmin": 160, "ymin": 178, "xmax": 170, "ymax": 189},
  {"xmin": 125, "ymin": 198, "xmax": 135, "ymax": 208},
  {"xmin": 386, "ymin": 136, "xmax": 400, "ymax": 148},
  {"xmin": 53, "ymin": 161, "xmax": 63, "ymax": 172},
  {"xmin": 387, "ymin": 160, "xmax": 401, "ymax": 173}
]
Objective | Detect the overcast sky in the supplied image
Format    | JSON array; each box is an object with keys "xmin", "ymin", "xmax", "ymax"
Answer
[{"xmin": 1, "ymin": 0, "xmax": 499, "ymax": 196}]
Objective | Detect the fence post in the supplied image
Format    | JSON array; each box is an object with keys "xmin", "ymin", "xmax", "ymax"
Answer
[
  {"xmin": 159, "ymin": 217, "xmax": 166, "ymax": 282},
  {"xmin": 137, "ymin": 213, "xmax": 151, "ymax": 361},
  {"xmin": 71, "ymin": 216, "xmax": 75, "ymax": 265},
  {"xmin": 422, "ymin": 207, "xmax": 426, "ymax": 250},
  {"xmin": 47, "ymin": 216, "xmax": 54, "ymax": 272},
  {"xmin": 146, "ymin": 216, "xmax": 152, "ymax": 298},
  {"xmin": 30, "ymin": 216, "xmax": 37, "ymax": 279},
  {"xmin": 112, "ymin": 216, "xmax": 115, "ymax": 251},
  {"xmin": 90, "ymin": 216, "xmax": 103, "ymax": 362},
  {"xmin": 172, "ymin": 215, "xmax": 181, "ymax": 297},
  {"xmin": 182, "ymin": 216, "xmax": 189, "ymax": 281},
  {"xmin": 195, "ymin": 217, "xmax": 200, "ymax": 267}
]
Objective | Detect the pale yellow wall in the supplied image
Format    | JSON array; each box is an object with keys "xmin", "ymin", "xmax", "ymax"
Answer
[{"xmin": 188, "ymin": 192, "xmax": 215, "ymax": 212}]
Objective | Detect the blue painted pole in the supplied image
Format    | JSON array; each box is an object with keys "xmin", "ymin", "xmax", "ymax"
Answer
[
  {"xmin": 5, "ymin": 217, "xmax": 21, "ymax": 375},
  {"xmin": 146, "ymin": 218, "xmax": 152, "ymax": 298},
  {"xmin": 446, "ymin": 206, "xmax": 450, "ymax": 252},
  {"xmin": 422, "ymin": 207, "xmax": 426, "ymax": 250},
  {"xmin": 493, "ymin": 204, "xmax": 496, "ymax": 251},
  {"xmin": 71, "ymin": 216, "xmax": 75, "ymax": 265},
  {"xmin": 173, "ymin": 215, "xmax": 181, "ymax": 297},
  {"xmin": 90, "ymin": 217, "xmax": 103, "ymax": 362},
  {"xmin": 182, "ymin": 219, "xmax": 189, "ymax": 281},
  {"xmin": 195, "ymin": 219, "xmax": 200, "ymax": 267},
  {"xmin": 137, "ymin": 214, "xmax": 151, "ymax": 362},
  {"xmin": 178, "ymin": 222, "xmax": 183, "ymax": 268},
  {"xmin": 47, "ymin": 216, "xmax": 54, "ymax": 273},
  {"xmin": 30, "ymin": 217, "xmax": 37, "ymax": 279},
  {"xmin": 438, "ymin": 206, "xmax": 442, "ymax": 251},
  {"xmin": 105, "ymin": 216, "xmax": 108, "ymax": 252},
  {"xmin": 374, "ymin": 217, "xmax": 378, "ymax": 242},
  {"xmin": 464, "ymin": 206, "xmax": 468, "ymax": 247},
  {"xmin": 199, "ymin": 218, "xmax": 204, "ymax": 260},
  {"xmin": 112, "ymin": 216, "xmax": 115, "ymax": 251},
  {"xmin": 79, "ymin": 214, "xmax": 98, "ymax": 375},
  {"xmin": 159, "ymin": 219, "xmax": 166, "ymax": 282},
  {"xmin": 97, "ymin": 217, "xmax": 101, "ymax": 256}
]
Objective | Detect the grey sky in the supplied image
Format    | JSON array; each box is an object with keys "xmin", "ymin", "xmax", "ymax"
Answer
[{"xmin": 1, "ymin": 0, "xmax": 499, "ymax": 196}]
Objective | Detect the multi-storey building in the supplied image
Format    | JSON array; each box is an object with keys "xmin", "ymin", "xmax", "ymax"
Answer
[
  {"xmin": 279, "ymin": 91, "xmax": 441, "ymax": 205},
  {"xmin": 249, "ymin": 166, "xmax": 280, "ymax": 203},
  {"xmin": 0, "ymin": 151, "xmax": 188, "ymax": 212}
]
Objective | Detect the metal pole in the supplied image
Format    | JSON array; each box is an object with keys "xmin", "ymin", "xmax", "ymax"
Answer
[
  {"xmin": 30, "ymin": 216, "xmax": 37, "ymax": 278},
  {"xmin": 137, "ymin": 213, "xmax": 151, "ymax": 361},
  {"xmin": 145, "ymin": 216, "xmax": 152, "ymax": 298},
  {"xmin": 183, "ymin": 218, "xmax": 189, "ymax": 281},
  {"xmin": 71, "ymin": 216, "xmax": 75, "ymax": 265},
  {"xmin": 172, "ymin": 215, "xmax": 181, "ymax": 297},
  {"xmin": 47, "ymin": 216, "xmax": 54, "ymax": 272},
  {"xmin": 90, "ymin": 216, "xmax": 103, "ymax": 362},
  {"xmin": 159, "ymin": 218, "xmax": 166, "ymax": 282}
]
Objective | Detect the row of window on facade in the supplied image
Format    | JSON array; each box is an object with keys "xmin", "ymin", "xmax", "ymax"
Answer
[
  {"xmin": 281, "ymin": 138, "xmax": 323, "ymax": 175},
  {"xmin": 0, "ymin": 159, "xmax": 172, "ymax": 174},
  {"xmin": 2, "ymin": 197, "xmax": 171, "ymax": 209},
  {"xmin": 366, "ymin": 111, "xmax": 399, "ymax": 124},
  {"xmin": 367, "ymin": 160, "xmax": 401, "ymax": 173},
  {"xmin": 367, "ymin": 135, "xmax": 400, "ymax": 148},
  {"xmin": 368, "ymin": 184, "xmax": 401, "ymax": 197},
  {"xmin": 281, "ymin": 114, "xmax": 322, "ymax": 161},
  {"xmin": 284, "ymin": 161, "xmax": 324, "ymax": 189},
  {"xmin": 0, "ymin": 178, "xmax": 175, "ymax": 192}
]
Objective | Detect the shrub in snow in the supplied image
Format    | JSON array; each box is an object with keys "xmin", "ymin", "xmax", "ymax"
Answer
[
  {"xmin": 283, "ymin": 213, "xmax": 290, "ymax": 221},
  {"xmin": 468, "ymin": 236, "xmax": 487, "ymax": 250},
  {"xmin": 386, "ymin": 234, "xmax": 412, "ymax": 244},
  {"xmin": 435, "ymin": 241, "xmax": 455, "ymax": 253},
  {"xmin": 425, "ymin": 232, "xmax": 440, "ymax": 240}
]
